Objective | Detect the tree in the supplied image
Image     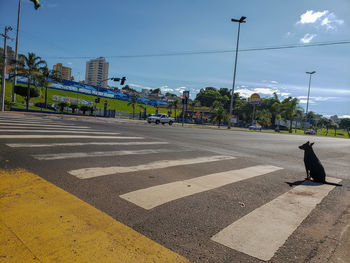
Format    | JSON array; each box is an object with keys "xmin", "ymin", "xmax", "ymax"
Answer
[
  {"xmin": 13, "ymin": 52, "xmax": 47, "ymax": 110},
  {"xmin": 339, "ymin": 118, "xmax": 350, "ymax": 138},
  {"xmin": 70, "ymin": 103, "xmax": 79, "ymax": 114},
  {"xmin": 317, "ymin": 117, "xmax": 332, "ymax": 135},
  {"xmin": 128, "ymin": 95, "xmax": 138, "ymax": 119},
  {"xmin": 271, "ymin": 101, "xmax": 282, "ymax": 130},
  {"xmin": 14, "ymin": 85, "xmax": 40, "ymax": 98},
  {"xmin": 195, "ymin": 87, "xmax": 222, "ymax": 107},
  {"xmin": 281, "ymin": 97, "xmax": 302, "ymax": 133},
  {"xmin": 210, "ymin": 101, "xmax": 228, "ymax": 128},
  {"xmin": 255, "ymin": 109, "xmax": 272, "ymax": 128},
  {"xmin": 80, "ymin": 105, "xmax": 90, "ymax": 115},
  {"xmin": 58, "ymin": 102, "xmax": 68, "ymax": 112}
]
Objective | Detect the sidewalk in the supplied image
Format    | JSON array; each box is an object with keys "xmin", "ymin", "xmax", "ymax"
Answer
[{"xmin": 0, "ymin": 169, "xmax": 190, "ymax": 263}]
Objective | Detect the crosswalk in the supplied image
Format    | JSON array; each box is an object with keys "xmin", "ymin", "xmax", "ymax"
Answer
[{"xmin": 0, "ymin": 113, "xmax": 343, "ymax": 262}]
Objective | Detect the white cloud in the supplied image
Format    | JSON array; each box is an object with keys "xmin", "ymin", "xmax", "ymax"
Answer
[
  {"xmin": 321, "ymin": 13, "xmax": 344, "ymax": 30},
  {"xmin": 281, "ymin": 92, "xmax": 291, "ymax": 97},
  {"xmin": 129, "ymin": 83, "xmax": 151, "ymax": 90},
  {"xmin": 160, "ymin": 86, "xmax": 175, "ymax": 92},
  {"xmin": 297, "ymin": 10, "xmax": 329, "ymax": 24},
  {"xmin": 67, "ymin": 62, "xmax": 72, "ymax": 65},
  {"xmin": 175, "ymin": 87, "xmax": 187, "ymax": 95},
  {"xmin": 300, "ymin": 33, "xmax": 317, "ymax": 43},
  {"xmin": 340, "ymin": 115, "xmax": 350, "ymax": 118},
  {"xmin": 299, "ymin": 99, "xmax": 315, "ymax": 104},
  {"xmin": 297, "ymin": 10, "xmax": 344, "ymax": 31},
  {"xmin": 270, "ymin": 81, "xmax": 278, "ymax": 84}
]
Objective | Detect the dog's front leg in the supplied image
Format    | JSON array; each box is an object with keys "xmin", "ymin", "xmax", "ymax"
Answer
[{"xmin": 305, "ymin": 167, "xmax": 311, "ymax": 180}]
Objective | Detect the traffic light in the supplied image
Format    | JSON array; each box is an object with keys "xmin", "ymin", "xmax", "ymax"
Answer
[
  {"xmin": 120, "ymin": 77, "xmax": 126, "ymax": 85},
  {"xmin": 111, "ymin": 78, "xmax": 120, "ymax": 82}
]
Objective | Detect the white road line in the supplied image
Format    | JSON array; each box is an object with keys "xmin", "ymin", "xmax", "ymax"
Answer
[
  {"xmin": 33, "ymin": 148, "xmax": 184, "ymax": 160},
  {"xmin": 211, "ymin": 177, "xmax": 342, "ymax": 261},
  {"xmin": 0, "ymin": 122, "xmax": 90, "ymax": 129},
  {"xmin": 69, "ymin": 155, "xmax": 236, "ymax": 179},
  {"xmin": 0, "ymin": 135, "xmax": 143, "ymax": 139},
  {"xmin": 119, "ymin": 165, "xmax": 282, "ymax": 210},
  {"xmin": 0, "ymin": 126, "xmax": 98, "ymax": 131},
  {"xmin": 0, "ymin": 120, "xmax": 87, "ymax": 127},
  {"xmin": 6, "ymin": 141, "xmax": 168, "ymax": 148},
  {"xmin": 0, "ymin": 129, "xmax": 119, "ymax": 135}
]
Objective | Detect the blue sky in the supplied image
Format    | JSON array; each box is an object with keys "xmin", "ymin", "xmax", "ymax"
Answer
[{"xmin": 1, "ymin": 0, "xmax": 349, "ymax": 117}]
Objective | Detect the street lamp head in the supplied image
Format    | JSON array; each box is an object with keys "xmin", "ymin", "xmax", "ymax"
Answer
[
  {"xmin": 306, "ymin": 71, "xmax": 316, "ymax": 74},
  {"xmin": 239, "ymin": 16, "xmax": 247, "ymax": 23},
  {"xmin": 231, "ymin": 16, "xmax": 247, "ymax": 23}
]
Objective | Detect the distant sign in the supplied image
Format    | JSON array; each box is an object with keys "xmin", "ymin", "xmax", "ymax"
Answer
[{"xmin": 248, "ymin": 93, "xmax": 262, "ymax": 105}]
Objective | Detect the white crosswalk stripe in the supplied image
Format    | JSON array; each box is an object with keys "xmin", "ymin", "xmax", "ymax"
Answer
[
  {"xmin": 6, "ymin": 141, "xmax": 168, "ymax": 148},
  {"xmin": 32, "ymin": 148, "xmax": 188, "ymax": 160},
  {"xmin": 0, "ymin": 135, "xmax": 143, "ymax": 139},
  {"xmin": 0, "ymin": 122, "xmax": 90, "ymax": 129},
  {"xmin": 0, "ymin": 120, "xmax": 87, "ymax": 127},
  {"xmin": 0, "ymin": 126, "xmax": 101, "ymax": 132},
  {"xmin": 211, "ymin": 177, "xmax": 342, "ymax": 261},
  {"xmin": 68, "ymin": 155, "xmax": 236, "ymax": 179},
  {"xmin": 0, "ymin": 129, "xmax": 119, "ymax": 135},
  {"xmin": 119, "ymin": 165, "xmax": 282, "ymax": 210}
]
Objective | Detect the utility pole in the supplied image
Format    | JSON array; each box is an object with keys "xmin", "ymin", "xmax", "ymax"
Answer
[
  {"xmin": 1, "ymin": 26, "xmax": 13, "ymax": 112},
  {"xmin": 12, "ymin": 0, "xmax": 22, "ymax": 102}
]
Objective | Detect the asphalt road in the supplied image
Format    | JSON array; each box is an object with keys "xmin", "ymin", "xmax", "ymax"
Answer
[{"xmin": 1, "ymin": 112, "xmax": 350, "ymax": 263}]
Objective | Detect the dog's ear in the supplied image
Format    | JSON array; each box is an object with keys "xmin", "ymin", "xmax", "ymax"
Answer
[
  {"xmin": 310, "ymin": 142, "xmax": 314, "ymax": 146},
  {"xmin": 307, "ymin": 141, "xmax": 310, "ymax": 144}
]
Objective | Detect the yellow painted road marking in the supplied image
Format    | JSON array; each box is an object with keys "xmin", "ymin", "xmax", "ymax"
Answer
[{"xmin": 0, "ymin": 169, "xmax": 190, "ymax": 263}]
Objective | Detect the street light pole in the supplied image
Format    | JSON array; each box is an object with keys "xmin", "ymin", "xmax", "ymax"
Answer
[
  {"xmin": 304, "ymin": 71, "xmax": 316, "ymax": 132},
  {"xmin": 12, "ymin": 0, "xmax": 21, "ymax": 102},
  {"xmin": 1, "ymin": 26, "xmax": 13, "ymax": 112},
  {"xmin": 228, "ymin": 16, "xmax": 246, "ymax": 129}
]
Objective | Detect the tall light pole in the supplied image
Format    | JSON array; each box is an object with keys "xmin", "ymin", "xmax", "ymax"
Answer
[
  {"xmin": 228, "ymin": 16, "xmax": 246, "ymax": 129},
  {"xmin": 12, "ymin": 0, "xmax": 22, "ymax": 102},
  {"xmin": 304, "ymin": 71, "xmax": 316, "ymax": 132},
  {"xmin": 1, "ymin": 26, "xmax": 13, "ymax": 112}
]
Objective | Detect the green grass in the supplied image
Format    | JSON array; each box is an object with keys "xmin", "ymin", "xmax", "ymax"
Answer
[{"xmin": 4, "ymin": 81, "xmax": 168, "ymax": 115}]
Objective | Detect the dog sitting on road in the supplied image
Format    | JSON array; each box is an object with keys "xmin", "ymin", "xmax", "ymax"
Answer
[{"xmin": 298, "ymin": 141, "xmax": 342, "ymax": 186}]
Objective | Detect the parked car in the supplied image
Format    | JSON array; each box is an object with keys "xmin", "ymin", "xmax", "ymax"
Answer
[
  {"xmin": 248, "ymin": 124, "xmax": 262, "ymax": 131},
  {"xmin": 305, "ymin": 129, "xmax": 316, "ymax": 135},
  {"xmin": 147, "ymin": 114, "xmax": 175, "ymax": 125}
]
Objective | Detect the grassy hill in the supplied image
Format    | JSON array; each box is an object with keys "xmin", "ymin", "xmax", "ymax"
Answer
[{"xmin": 4, "ymin": 81, "xmax": 169, "ymax": 116}]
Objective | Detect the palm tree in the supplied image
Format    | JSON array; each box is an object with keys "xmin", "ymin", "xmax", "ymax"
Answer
[
  {"xmin": 271, "ymin": 101, "xmax": 282, "ymax": 131},
  {"xmin": 210, "ymin": 101, "xmax": 228, "ymax": 128},
  {"xmin": 14, "ymin": 53, "xmax": 47, "ymax": 110},
  {"xmin": 281, "ymin": 97, "xmax": 300, "ymax": 133},
  {"xmin": 128, "ymin": 95, "xmax": 138, "ymax": 119}
]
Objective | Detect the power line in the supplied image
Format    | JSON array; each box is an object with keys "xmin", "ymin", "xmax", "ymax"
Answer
[{"xmin": 44, "ymin": 40, "xmax": 350, "ymax": 60}]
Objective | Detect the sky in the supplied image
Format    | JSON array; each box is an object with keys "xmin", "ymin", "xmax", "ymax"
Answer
[{"xmin": 1, "ymin": 0, "xmax": 349, "ymax": 117}]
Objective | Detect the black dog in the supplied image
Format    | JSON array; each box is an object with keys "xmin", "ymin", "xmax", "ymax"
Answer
[{"xmin": 299, "ymin": 141, "xmax": 342, "ymax": 186}]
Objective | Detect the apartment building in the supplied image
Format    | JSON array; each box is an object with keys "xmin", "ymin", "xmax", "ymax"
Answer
[
  {"xmin": 53, "ymin": 63, "xmax": 72, "ymax": 80},
  {"xmin": 85, "ymin": 57, "xmax": 109, "ymax": 88}
]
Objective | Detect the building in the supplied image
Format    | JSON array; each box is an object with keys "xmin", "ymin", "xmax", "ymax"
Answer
[
  {"xmin": 85, "ymin": 57, "xmax": 109, "ymax": 88},
  {"xmin": 53, "ymin": 63, "xmax": 72, "ymax": 80}
]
